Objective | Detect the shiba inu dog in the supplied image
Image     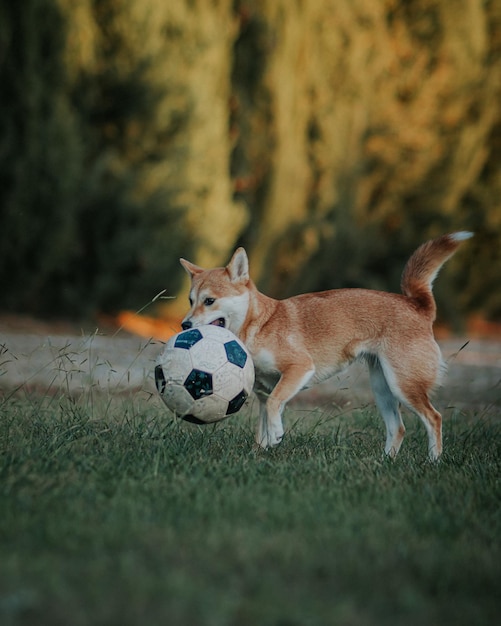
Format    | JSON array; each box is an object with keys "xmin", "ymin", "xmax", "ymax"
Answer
[{"xmin": 180, "ymin": 232, "xmax": 472, "ymax": 460}]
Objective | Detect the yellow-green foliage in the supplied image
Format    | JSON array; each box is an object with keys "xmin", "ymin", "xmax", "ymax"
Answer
[{"xmin": 0, "ymin": 0, "xmax": 499, "ymax": 320}]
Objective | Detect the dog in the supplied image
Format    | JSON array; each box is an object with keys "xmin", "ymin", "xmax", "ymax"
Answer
[{"xmin": 180, "ymin": 231, "xmax": 472, "ymax": 460}]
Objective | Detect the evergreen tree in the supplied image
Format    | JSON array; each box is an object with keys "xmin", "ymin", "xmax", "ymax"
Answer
[
  {"xmin": 0, "ymin": 0, "xmax": 191, "ymax": 317},
  {"xmin": 0, "ymin": 0, "xmax": 82, "ymax": 311}
]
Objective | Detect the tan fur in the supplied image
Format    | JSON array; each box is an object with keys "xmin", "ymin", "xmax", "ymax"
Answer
[{"xmin": 180, "ymin": 232, "xmax": 473, "ymax": 460}]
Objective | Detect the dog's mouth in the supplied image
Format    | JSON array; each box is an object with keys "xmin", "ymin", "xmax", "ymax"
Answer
[{"xmin": 210, "ymin": 318, "xmax": 226, "ymax": 328}]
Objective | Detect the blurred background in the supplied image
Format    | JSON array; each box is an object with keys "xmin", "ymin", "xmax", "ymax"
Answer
[{"xmin": 0, "ymin": 0, "xmax": 500, "ymax": 334}]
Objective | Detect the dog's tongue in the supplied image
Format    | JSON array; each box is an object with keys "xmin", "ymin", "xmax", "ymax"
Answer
[{"xmin": 210, "ymin": 318, "xmax": 225, "ymax": 328}]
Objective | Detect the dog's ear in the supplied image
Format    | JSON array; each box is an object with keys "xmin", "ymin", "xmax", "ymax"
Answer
[
  {"xmin": 226, "ymin": 247, "xmax": 249, "ymax": 283},
  {"xmin": 180, "ymin": 258, "xmax": 204, "ymax": 277}
]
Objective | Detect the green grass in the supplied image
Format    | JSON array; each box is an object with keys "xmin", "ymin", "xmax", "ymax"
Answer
[{"xmin": 0, "ymin": 393, "xmax": 500, "ymax": 626}]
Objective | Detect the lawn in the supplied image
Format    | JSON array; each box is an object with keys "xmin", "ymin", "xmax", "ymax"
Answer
[{"xmin": 0, "ymin": 392, "xmax": 500, "ymax": 626}]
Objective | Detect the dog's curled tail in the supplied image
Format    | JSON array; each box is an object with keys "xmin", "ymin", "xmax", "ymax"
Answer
[{"xmin": 401, "ymin": 231, "xmax": 473, "ymax": 320}]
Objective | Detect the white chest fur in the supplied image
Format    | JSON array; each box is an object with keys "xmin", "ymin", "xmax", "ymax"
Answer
[
  {"xmin": 251, "ymin": 348, "xmax": 281, "ymax": 393},
  {"xmin": 253, "ymin": 348, "xmax": 278, "ymax": 372}
]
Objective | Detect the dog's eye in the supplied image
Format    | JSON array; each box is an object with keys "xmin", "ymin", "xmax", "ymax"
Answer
[
  {"xmin": 189, "ymin": 296, "xmax": 193, "ymax": 306},
  {"xmin": 204, "ymin": 297, "xmax": 215, "ymax": 306}
]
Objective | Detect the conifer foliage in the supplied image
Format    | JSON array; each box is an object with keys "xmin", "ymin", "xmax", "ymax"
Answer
[
  {"xmin": 0, "ymin": 0, "xmax": 189, "ymax": 316},
  {"xmin": 0, "ymin": 1, "xmax": 499, "ymax": 322}
]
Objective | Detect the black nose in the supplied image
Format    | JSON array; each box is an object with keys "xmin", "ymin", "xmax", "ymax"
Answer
[{"xmin": 181, "ymin": 320, "xmax": 192, "ymax": 330}]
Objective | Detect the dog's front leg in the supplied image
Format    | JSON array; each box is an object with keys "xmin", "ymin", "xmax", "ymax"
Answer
[
  {"xmin": 256, "ymin": 396, "xmax": 277, "ymax": 448},
  {"xmin": 256, "ymin": 364, "xmax": 315, "ymax": 448}
]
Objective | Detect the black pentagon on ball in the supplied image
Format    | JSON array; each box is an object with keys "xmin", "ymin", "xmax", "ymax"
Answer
[
  {"xmin": 174, "ymin": 328, "xmax": 203, "ymax": 350},
  {"xmin": 224, "ymin": 340, "xmax": 248, "ymax": 368},
  {"xmin": 226, "ymin": 389, "xmax": 248, "ymax": 415},
  {"xmin": 181, "ymin": 414, "xmax": 207, "ymax": 425},
  {"xmin": 184, "ymin": 369, "xmax": 213, "ymax": 400}
]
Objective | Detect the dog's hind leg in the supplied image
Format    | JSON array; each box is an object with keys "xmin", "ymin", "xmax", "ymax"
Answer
[
  {"xmin": 367, "ymin": 356, "xmax": 406, "ymax": 458},
  {"xmin": 377, "ymin": 352, "xmax": 443, "ymax": 461},
  {"xmin": 402, "ymin": 392, "xmax": 442, "ymax": 461}
]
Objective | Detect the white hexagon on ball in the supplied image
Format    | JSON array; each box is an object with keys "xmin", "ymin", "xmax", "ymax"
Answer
[
  {"xmin": 161, "ymin": 382, "xmax": 194, "ymax": 416},
  {"xmin": 188, "ymin": 338, "xmax": 228, "ymax": 373},
  {"xmin": 159, "ymin": 347, "xmax": 193, "ymax": 385},
  {"xmin": 189, "ymin": 394, "xmax": 229, "ymax": 423},
  {"xmin": 212, "ymin": 361, "xmax": 248, "ymax": 402}
]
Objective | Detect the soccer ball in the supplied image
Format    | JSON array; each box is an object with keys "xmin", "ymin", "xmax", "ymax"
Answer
[{"xmin": 155, "ymin": 325, "xmax": 255, "ymax": 424}]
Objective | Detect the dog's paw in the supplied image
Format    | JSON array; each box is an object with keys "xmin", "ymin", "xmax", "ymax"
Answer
[
  {"xmin": 267, "ymin": 428, "xmax": 284, "ymax": 448},
  {"xmin": 256, "ymin": 423, "xmax": 284, "ymax": 449}
]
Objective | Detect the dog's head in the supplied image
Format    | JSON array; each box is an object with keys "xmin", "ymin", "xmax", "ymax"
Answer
[{"xmin": 180, "ymin": 248, "xmax": 250, "ymax": 336}]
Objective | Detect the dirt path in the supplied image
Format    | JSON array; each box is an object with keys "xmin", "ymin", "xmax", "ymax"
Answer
[{"xmin": 1, "ymin": 316, "xmax": 500, "ymax": 414}]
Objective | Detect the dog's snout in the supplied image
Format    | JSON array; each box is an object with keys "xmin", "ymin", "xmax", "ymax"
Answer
[{"xmin": 181, "ymin": 320, "xmax": 192, "ymax": 331}]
